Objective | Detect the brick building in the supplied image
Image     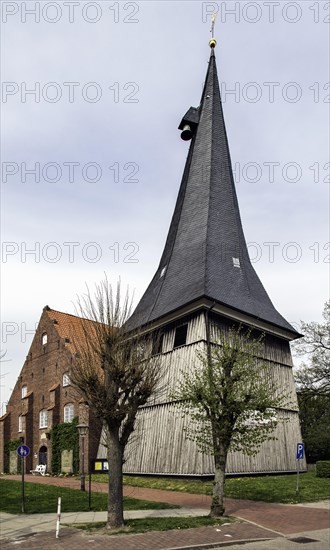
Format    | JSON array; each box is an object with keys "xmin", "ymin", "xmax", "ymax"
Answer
[{"xmin": 0, "ymin": 306, "xmax": 102, "ymax": 474}]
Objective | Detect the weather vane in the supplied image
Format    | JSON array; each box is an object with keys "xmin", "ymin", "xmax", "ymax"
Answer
[{"xmin": 209, "ymin": 12, "xmax": 218, "ymax": 48}]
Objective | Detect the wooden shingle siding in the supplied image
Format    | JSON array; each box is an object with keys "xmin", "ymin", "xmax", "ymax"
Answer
[
  {"xmin": 97, "ymin": 312, "xmax": 304, "ymax": 475},
  {"xmin": 117, "ymin": 405, "xmax": 302, "ymax": 475}
]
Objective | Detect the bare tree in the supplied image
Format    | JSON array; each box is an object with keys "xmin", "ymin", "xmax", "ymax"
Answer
[
  {"xmin": 292, "ymin": 301, "xmax": 330, "ymax": 395},
  {"xmin": 70, "ymin": 277, "xmax": 162, "ymax": 529},
  {"xmin": 172, "ymin": 326, "xmax": 288, "ymax": 517}
]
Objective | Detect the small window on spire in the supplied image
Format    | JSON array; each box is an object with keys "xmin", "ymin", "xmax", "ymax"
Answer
[
  {"xmin": 42, "ymin": 333, "xmax": 48, "ymax": 345},
  {"xmin": 160, "ymin": 266, "xmax": 167, "ymax": 278},
  {"xmin": 233, "ymin": 257, "xmax": 240, "ymax": 268}
]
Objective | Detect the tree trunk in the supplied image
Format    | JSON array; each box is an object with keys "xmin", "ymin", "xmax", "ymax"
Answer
[
  {"xmin": 106, "ymin": 426, "xmax": 124, "ymax": 529},
  {"xmin": 210, "ymin": 450, "xmax": 227, "ymax": 517}
]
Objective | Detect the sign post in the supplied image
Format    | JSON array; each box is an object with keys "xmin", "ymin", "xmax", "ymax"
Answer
[
  {"xmin": 296, "ymin": 443, "xmax": 304, "ymax": 495},
  {"xmin": 17, "ymin": 445, "xmax": 30, "ymax": 513}
]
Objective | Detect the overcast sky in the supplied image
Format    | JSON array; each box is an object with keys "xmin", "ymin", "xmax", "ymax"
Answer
[{"xmin": 1, "ymin": 0, "xmax": 329, "ymax": 411}]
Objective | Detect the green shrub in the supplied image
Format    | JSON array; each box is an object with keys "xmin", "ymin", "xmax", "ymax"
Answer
[
  {"xmin": 316, "ymin": 461, "xmax": 330, "ymax": 478},
  {"xmin": 3, "ymin": 439, "xmax": 23, "ymax": 473},
  {"xmin": 50, "ymin": 417, "xmax": 79, "ymax": 474}
]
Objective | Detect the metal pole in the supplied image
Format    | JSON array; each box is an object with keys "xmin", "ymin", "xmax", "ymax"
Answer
[
  {"xmin": 21, "ymin": 455, "xmax": 25, "ymax": 513},
  {"xmin": 81, "ymin": 435, "xmax": 85, "ymax": 491},
  {"xmin": 296, "ymin": 458, "xmax": 300, "ymax": 495}
]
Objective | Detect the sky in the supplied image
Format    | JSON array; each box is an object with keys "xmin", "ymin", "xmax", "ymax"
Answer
[{"xmin": 1, "ymin": 0, "xmax": 329, "ymax": 411}]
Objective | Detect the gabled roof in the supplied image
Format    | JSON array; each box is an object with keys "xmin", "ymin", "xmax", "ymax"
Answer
[
  {"xmin": 126, "ymin": 49, "xmax": 299, "ymax": 338},
  {"xmin": 43, "ymin": 306, "xmax": 98, "ymax": 354}
]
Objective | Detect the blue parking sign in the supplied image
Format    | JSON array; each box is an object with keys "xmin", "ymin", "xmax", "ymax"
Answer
[{"xmin": 296, "ymin": 443, "xmax": 304, "ymax": 460}]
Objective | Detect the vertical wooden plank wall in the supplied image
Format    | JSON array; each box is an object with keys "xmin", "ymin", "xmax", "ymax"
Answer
[{"xmin": 97, "ymin": 312, "xmax": 305, "ymax": 474}]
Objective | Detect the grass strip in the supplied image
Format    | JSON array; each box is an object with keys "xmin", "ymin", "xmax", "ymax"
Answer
[{"xmin": 71, "ymin": 515, "xmax": 234, "ymax": 534}]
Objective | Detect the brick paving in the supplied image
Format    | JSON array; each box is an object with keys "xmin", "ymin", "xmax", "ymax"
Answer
[
  {"xmin": 0, "ymin": 523, "xmax": 275, "ymax": 550},
  {"xmin": 1, "ymin": 474, "xmax": 329, "ymax": 549},
  {"xmin": 225, "ymin": 497, "xmax": 329, "ymax": 535}
]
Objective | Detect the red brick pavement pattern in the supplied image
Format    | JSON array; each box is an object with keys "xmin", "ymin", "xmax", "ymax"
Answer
[
  {"xmin": 225, "ymin": 498, "xmax": 330, "ymax": 535},
  {"xmin": 2, "ymin": 475, "xmax": 329, "ymax": 535},
  {"xmin": 0, "ymin": 523, "xmax": 276, "ymax": 550}
]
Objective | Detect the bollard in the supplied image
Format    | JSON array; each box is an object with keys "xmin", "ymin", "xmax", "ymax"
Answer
[{"xmin": 56, "ymin": 497, "xmax": 61, "ymax": 538}]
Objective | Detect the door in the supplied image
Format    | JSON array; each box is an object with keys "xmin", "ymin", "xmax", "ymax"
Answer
[{"xmin": 39, "ymin": 446, "xmax": 47, "ymax": 467}]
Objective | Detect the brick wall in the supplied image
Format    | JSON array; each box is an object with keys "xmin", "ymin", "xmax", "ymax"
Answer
[
  {"xmin": 0, "ymin": 413, "xmax": 11, "ymax": 473},
  {"xmin": 0, "ymin": 307, "xmax": 99, "ymax": 473}
]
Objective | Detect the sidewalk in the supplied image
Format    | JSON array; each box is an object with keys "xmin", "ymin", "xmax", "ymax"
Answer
[
  {"xmin": 1, "ymin": 513, "xmax": 329, "ymax": 550},
  {"xmin": 1, "ymin": 475, "xmax": 329, "ymax": 549},
  {"xmin": 0, "ymin": 508, "xmax": 278, "ymax": 547}
]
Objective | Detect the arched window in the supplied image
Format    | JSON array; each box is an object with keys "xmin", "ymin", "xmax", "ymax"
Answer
[
  {"xmin": 42, "ymin": 333, "xmax": 48, "ymax": 346},
  {"xmin": 62, "ymin": 372, "xmax": 70, "ymax": 387},
  {"xmin": 64, "ymin": 403, "xmax": 74, "ymax": 423},
  {"xmin": 21, "ymin": 385, "xmax": 27, "ymax": 398},
  {"xmin": 39, "ymin": 409, "xmax": 48, "ymax": 429}
]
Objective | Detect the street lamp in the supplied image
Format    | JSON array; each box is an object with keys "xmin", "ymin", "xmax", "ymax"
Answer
[{"xmin": 77, "ymin": 423, "xmax": 89, "ymax": 491}]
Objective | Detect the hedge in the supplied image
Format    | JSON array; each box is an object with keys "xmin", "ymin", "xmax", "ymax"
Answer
[{"xmin": 316, "ymin": 461, "xmax": 330, "ymax": 478}]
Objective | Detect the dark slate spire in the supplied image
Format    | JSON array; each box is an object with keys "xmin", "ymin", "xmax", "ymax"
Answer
[{"xmin": 126, "ymin": 48, "xmax": 298, "ymax": 336}]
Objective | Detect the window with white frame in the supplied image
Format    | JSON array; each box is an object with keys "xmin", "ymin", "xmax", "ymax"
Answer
[
  {"xmin": 18, "ymin": 415, "xmax": 23, "ymax": 432},
  {"xmin": 42, "ymin": 333, "xmax": 48, "ymax": 345},
  {"xmin": 62, "ymin": 372, "xmax": 70, "ymax": 386},
  {"xmin": 64, "ymin": 403, "xmax": 74, "ymax": 423},
  {"xmin": 39, "ymin": 409, "xmax": 48, "ymax": 429},
  {"xmin": 21, "ymin": 385, "xmax": 27, "ymax": 398}
]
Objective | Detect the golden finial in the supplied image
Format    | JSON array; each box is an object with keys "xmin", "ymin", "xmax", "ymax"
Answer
[{"xmin": 209, "ymin": 12, "xmax": 218, "ymax": 48}]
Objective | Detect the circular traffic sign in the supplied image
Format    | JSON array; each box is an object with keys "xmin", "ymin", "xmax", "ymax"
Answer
[{"xmin": 17, "ymin": 445, "xmax": 30, "ymax": 457}]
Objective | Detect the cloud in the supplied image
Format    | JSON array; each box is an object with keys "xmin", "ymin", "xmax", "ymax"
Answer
[{"xmin": 1, "ymin": 1, "xmax": 329, "ymax": 408}]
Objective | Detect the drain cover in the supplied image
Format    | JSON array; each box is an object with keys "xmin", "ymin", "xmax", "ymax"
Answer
[{"xmin": 289, "ymin": 537, "xmax": 320, "ymax": 544}]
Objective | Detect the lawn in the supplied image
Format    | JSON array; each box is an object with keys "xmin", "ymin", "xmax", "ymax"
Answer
[
  {"xmin": 223, "ymin": 471, "xmax": 330, "ymax": 503},
  {"xmin": 92, "ymin": 471, "xmax": 330, "ymax": 504},
  {"xmin": 0, "ymin": 479, "xmax": 178, "ymax": 514}
]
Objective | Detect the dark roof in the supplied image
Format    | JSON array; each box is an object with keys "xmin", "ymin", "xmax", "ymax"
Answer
[{"xmin": 126, "ymin": 50, "xmax": 298, "ymax": 336}]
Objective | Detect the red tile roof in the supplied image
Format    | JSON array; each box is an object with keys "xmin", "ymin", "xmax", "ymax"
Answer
[{"xmin": 45, "ymin": 308, "xmax": 99, "ymax": 354}]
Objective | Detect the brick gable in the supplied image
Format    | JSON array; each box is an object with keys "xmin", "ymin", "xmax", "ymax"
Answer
[{"xmin": 0, "ymin": 306, "xmax": 101, "ymax": 473}]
